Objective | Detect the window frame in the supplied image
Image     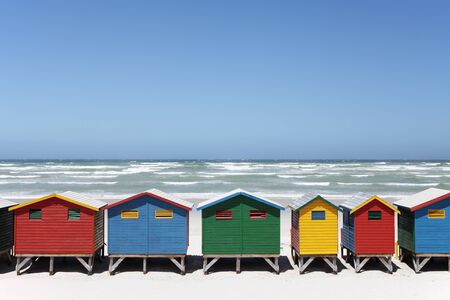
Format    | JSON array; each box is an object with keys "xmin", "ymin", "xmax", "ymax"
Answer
[
  {"xmin": 215, "ymin": 210, "xmax": 233, "ymax": 220},
  {"xmin": 311, "ymin": 210, "xmax": 326, "ymax": 220},
  {"xmin": 249, "ymin": 210, "xmax": 267, "ymax": 220},
  {"xmin": 68, "ymin": 208, "xmax": 81, "ymax": 221},
  {"xmin": 428, "ymin": 209, "xmax": 446, "ymax": 219},
  {"xmin": 29, "ymin": 209, "xmax": 42, "ymax": 220},
  {"xmin": 155, "ymin": 209, "xmax": 174, "ymax": 219},
  {"xmin": 368, "ymin": 210, "xmax": 382, "ymax": 220},
  {"xmin": 121, "ymin": 210, "xmax": 139, "ymax": 219}
]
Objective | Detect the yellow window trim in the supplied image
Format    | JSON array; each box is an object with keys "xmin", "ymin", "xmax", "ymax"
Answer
[
  {"xmin": 428, "ymin": 209, "xmax": 445, "ymax": 219},
  {"xmin": 155, "ymin": 209, "xmax": 173, "ymax": 219},
  {"xmin": 121, "ymin": 210, "xmax": 139, "ymax": 219}
]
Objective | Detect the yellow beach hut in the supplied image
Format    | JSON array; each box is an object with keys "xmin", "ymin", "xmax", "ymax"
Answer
[{"xmin": 289, "ymin": 193, "xmax": 341, "ymax": 274}]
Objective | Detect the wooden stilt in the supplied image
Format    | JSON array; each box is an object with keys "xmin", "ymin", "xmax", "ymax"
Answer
[
  {"xmin": 236, "ymin": 257, "xmax": 241, "ymax": 274},
  {"xmin": 49, "ymin": 257, "xmax": 55, "ymax": 275},
  {"xmin": 143, "ymin": 257, "xmax": 147, "ymax": 274}
]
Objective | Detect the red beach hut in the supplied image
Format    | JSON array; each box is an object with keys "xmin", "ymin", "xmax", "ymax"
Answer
[
  {"xmin": 9, "ymin": 191, "xmax": 107, "ymax": 275},
  {"xmin": 340, "ymin": 194, "xmax": 399, "ymax": 273}
]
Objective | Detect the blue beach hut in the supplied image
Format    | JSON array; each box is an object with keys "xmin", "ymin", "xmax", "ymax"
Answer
[
  {"xmin": 106, "ymin": 189, "xmax": 193, "ymax": 274},
  {"xmin": 394, "ymin": 188, "xmax": 450, "ymax": 273}
]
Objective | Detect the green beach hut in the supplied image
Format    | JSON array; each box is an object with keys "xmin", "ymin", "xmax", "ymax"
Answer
[{"xmin": 197, "ymin": 189, "xmax": 285, "ymax": 274}]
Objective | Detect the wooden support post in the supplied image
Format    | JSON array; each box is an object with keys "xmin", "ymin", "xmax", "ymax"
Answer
[
  {"xmin": 6, "ymin": 251, "xmax": 12, "ymax": 266},
  {"xmin": 49, "ymin": 257, "xmax": 55, "ymax": 276},
  {"xmin": 333, "ymin": 257, "xmax": 337, "ymax": 274},
  {"xmin": 263, "ymin": 257, "xmax": 279, "ymax": 274},
  {"xmin": 378, "ymin": 257, "xmax": 393, "ymax": 274},
  {"xmin": 236, "ymin": 257, "xmax": 241, "ymax": 274},
  {"xmin": 169, "ymin": 257, "xmax": 185, "ymax": 274},
  {"xmin": 181, "ymin": 256, "xmax": 186, "ymax": 275},
  {"xmin": 323, "ymin": 257, "xmax": 338, "ymax": 274},
  {"xmin": 413, "ymin": 256, "xmax": 430, "ymax": 273},
  {"xmin": 88, "ymin": 256, "xmax": 93, "ymax": 275},
  {"xmin": 203, "ymin": 257, "xmax": 207, "ymax": 274},
  {"xmin": 143, "ymin": 257, "xmax": 147, "ymax": 274},
  {"xmin": 16, "ymin": 257, "xmax": 21, "ymax": 275},
  {"xmin": 448, "ymin": 257, "xmax": 450, "ymax": 272},
  {"xmin": 109, "ymin": 257, "xmax": 114, "ymax": 275},
  {"xmin": 299, "ymin": 257, "xmax": 314, "ymax": 274}
]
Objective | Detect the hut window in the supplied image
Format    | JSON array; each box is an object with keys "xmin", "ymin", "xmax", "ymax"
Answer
[
  {"xmin": 68, "ymin": 209, "xmax": 80, "ymax": 220},
  {"xmin": 155, "ymin": 209, "xmax": 173, "ymax": 219},
  {"xmin": 428, "ymin": 209, "xmax": 445, "ymax": 219},
  {"xmin": 368, "ymin": 211, "xmax": 382, "ymax": 220},
  {"xmin": 216, "ymin": 210, "xmax": 232, "ymax": 220},
  {"xmin": 121, "ymin": 210, "xmax": 139, "ymax": 219},
  {"xmin": 312, "ymin": 210, "xmax": 326, "ymax": 220},
  {"xmin": 249, "ymin": 210, "xmax": 266, "ymax": 219},
  {"xmin": 29, "ymin": 209, "xmax": 42, "ymax": 220}
]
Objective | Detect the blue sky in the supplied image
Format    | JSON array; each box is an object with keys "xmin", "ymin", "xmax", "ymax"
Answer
[{"xmin": 0, "ymin": 1, "xmax": 449, "ymax": 159}]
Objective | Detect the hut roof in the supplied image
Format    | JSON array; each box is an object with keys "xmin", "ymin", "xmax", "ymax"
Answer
[
  {"xmin": 9, "ymin": 191, "xmax": 107, "ymax": 212},
  {"xmin": 197, "ymin": 188, "xmax": 285, "ymax": 211},
  {"xmin": 288, "ymin": 193, "xmax": 341, "ymax": 211},
  {"xmin": 340, "ymin": 193, "xmax": 400, "ymax": 214},
  {"xmin": 107, "ymin": 189, "xmax": 194, "ymax": 210},
  {"xmin": 394, "ymin": 188, "xmax": 450, "ymax": 212},
  {"xmin": 0, "ymin": 198, "xmax": 17, "ymax": 209}
]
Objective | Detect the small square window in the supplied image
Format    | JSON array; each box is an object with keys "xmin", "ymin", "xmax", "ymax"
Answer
[
  {"xmin": 121, "ymin": 210, "xmax": 139, "ymax": 219},
  {"xmin": 428, "ymin": 209, "xmax": 445, "ymax": 219},
  {"xmin": 155, "ymin": 210, "xmax": 173, "ymax": 219},
  {"xmin": 368, "ymin": 211, "xmax": 382, "ymax": 220},
  {"xmin": 29, "ymin": 209, "xmax": 42, "ymax": 220},
  {"xmin": 249, "ymin": 210, "xmax": 266, "ymax": 219},
  {"xmin": 312, "ymin": 211, "xmax": 326, "ymax": 220},
  {"xmin": 216, "ymin": 210, "xmax": 232, "ymax": 220},
  {"xmin": 68, "ymin": 209, "xmax": 80, "ymax": 220}
]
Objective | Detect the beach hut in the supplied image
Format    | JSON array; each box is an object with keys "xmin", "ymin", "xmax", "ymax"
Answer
[
  {"xmin": 106, "ymin": 189, "xmax": 193, "ymax": 275},
  {"xmin": 0, "ymin": 198, "xmax": 16, "ymax": 264},
  {"xmin": 394, "ymin": 188, "xmax": 450, "ymax": 273},
  {"xmin": 197, "ymin": 189, "xmax": 284, "ymax": 274},
  {"xmin": 340, "ymin": 194, "xmax": 399, "ymax": 273},
  {"xmin": 289, "ymin": 193, "xmax": 341, "ymax": 274},
  {"xmin": 9, "ymin": 191, "xmax": 107, "ymax": 275}
]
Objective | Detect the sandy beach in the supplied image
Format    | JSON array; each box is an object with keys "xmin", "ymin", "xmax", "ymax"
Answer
[{"xmin": 1, "ymin": 211, "xmax": 450, "ymax": 300}]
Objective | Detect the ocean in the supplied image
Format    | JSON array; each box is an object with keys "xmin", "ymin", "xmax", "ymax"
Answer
[{"xmin": 1, "ymin": 160, "xmax": 449, "ymax": 205}]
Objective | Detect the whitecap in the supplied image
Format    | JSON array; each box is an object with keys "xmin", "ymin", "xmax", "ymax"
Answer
[
  {"xmin": 0, "ymin": 175, "xmax": 40, "ymax": 179},
  {"xmin": 70, "ymin": 175, "xmax": 118, "ymax": 179},
  {"xmin": 381, "ymin": 182, "xmax": 439, "ymax": 187},
  {"xmin": 292, "ymin": 182, "xmax": 330, "ymax": 186},
  {"xmin": 162, "ymin": 181, "xmax": 199, "ymax": 186},
  {"xmin": 415, "ymin": 175, "xmax": 443, "ymax": 178},
  {"xmin": 277, "ymin": 175, "xmax": 307, "ymax": 179},
  {"xmin": 154, "ymin": 172, "xmax": 186, "ymax": 175},
  {"xmin": 337, "ymin": 182, "xmax": 373, "ymax": 186},
  {"xmin": 351, "ymin": 174, "xmax": 372, "ymax": 177},
  {"xmin": 45, "ymin": 181, "xmax": 117, "ymax": 185}
]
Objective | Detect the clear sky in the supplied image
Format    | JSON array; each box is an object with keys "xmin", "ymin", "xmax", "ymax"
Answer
[{"xmin": 0, "ymin": 1, "xmax": 449, "ymax": 159}]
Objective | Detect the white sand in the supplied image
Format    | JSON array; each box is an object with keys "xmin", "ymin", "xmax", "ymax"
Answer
[{"xmin": 1, "ymin": 211, "xmax": 450, "ymax": 300}]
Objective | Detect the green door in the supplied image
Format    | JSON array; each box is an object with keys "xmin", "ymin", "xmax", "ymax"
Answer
[{"xmin": 241, "ymin": 197, "xmax": 280, "ymax": 255}]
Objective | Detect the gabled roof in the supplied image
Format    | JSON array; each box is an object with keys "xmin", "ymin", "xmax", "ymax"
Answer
[
  {"xmin": 288, "ymin": 193, "xmax": 341, "ymax": 211},
  {"xmin": 394, "ymin": 188, "xmax": 450, "ymax": 212},
  {"xmin": 107, "ymin": 189, "xmax": 193, "ymax": 211},
  {"xmin": 197, "ymin": 188, "xmax": 285, "ymax": 211},
  {"xmin": 9, "ymin": 191, "xmax": 107, "ymax": 212},
  {"xmin": 340, "ymin": 193, "xmax": 400, "ymax": 214},
  {"xmin": 0, "ymin": 198, "xmax": 16, "ymax": 209}
]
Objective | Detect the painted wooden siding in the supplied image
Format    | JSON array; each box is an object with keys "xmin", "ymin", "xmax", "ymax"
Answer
[
  {"xmin": 415, "ymin": 196, "xmax": 450, "ymax": 253},
  {"xmin": 148, "ymin": 196, "xmax": 188, "ymax": 254},
  {"xmin": 241, "ymin": 197, "xmax": 280, "ymax": 255},
  {"xmin": 202, "ymin": 195, "xmax": 280, "ymax": 255},
  {"xmin": 202, "ymin": 197, "xmax": 242, "ymax": 254},
  {"xmin": 14, "ymin": 197, "xmax": 95, "ymax": 254},
  {"xmin": 94, "ymin": 210, "xmax": 104, "ymax": 251},
  {"xmin": 298, "ymin": 199, "xmax": 338, "ymax": 255},
  {"xmin": 0, "ymin": 207, "xmax": 14, "ymax": 253},
  {"xmin": 291, "ymin": 210, "xmax": 299, "ymax": 253},
  {"xmin": 108, "ymin": 195, "xmax": 189, "ymax": 255},
  {"xmin": 108, "ymin": 196, "xmax": 149, "ymax": 255},
  {"xmin": 341, "ymin": 209, "xmax": 355, "ymax": 252},
  {"xmin": 354, "ymin": 200, "xmax": 395, "ymax": 255},
  {"xmin": 398, "ymin": 207, "xmax": 415, "ymax": 252}
]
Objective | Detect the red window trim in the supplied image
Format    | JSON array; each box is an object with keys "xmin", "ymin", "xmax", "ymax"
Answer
[
  {"xmin": 216, "ymin": 210, "xmax": 232, "ymax": 220},
  {"xmin": 249, "ymin": 210, "xmax": 267, "ymax": 220}
]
